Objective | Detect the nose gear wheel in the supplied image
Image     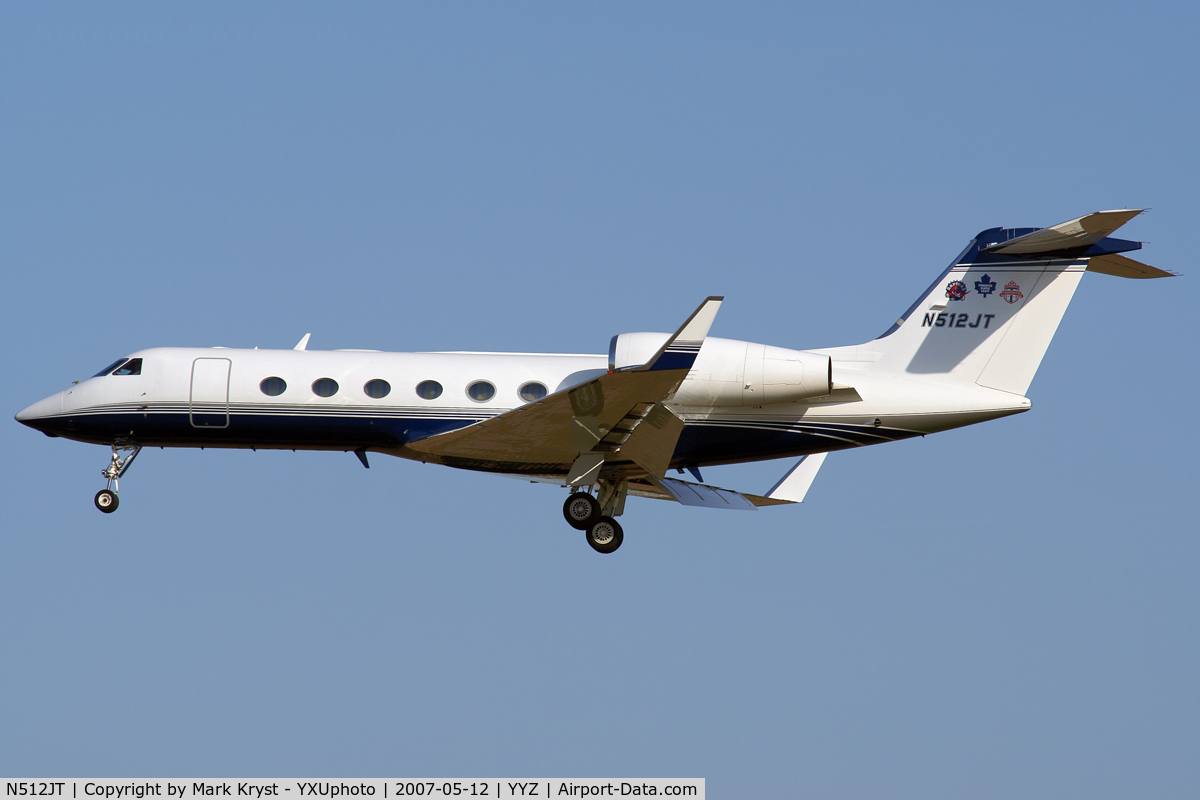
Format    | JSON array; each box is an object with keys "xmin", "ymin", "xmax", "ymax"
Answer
[
  {"xmin": 94, "ymin": 490, "xmax": 118, "ymax": 513},
  {"xmin": 94, "ymin": 444, "xmax": 141, "ymax": 513}
]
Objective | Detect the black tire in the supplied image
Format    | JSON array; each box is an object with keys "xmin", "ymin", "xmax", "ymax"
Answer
[
  {"xmin": 586, "ymin": 516, "xmax": 624, "ymax": 554},
  {"xmin": 94, "ymin": 490, "xmax": 119, "ymax": 513},
  {"xmin": 563, "ymin": 492, "xmax": 600, "ymax": 530}
]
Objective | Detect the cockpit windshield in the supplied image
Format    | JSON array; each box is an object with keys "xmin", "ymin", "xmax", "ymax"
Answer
[
  {"xmin": 91, "ymin": 357, "xmax": 143, "ymax": 377},
  {"xmin": 93, "ymin": 358, "xmax": 129, "ymax": 378}
]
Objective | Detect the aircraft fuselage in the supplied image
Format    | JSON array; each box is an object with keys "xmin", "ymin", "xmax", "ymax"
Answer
[{"xmin": 19, "ymin": 344, "xmax": 1027, "ymax": 473}]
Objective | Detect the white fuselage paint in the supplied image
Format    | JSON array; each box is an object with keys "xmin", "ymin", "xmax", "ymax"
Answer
[{"xmin": 21, "ymin": 341, "xmax": 1029, "ymax": 470}]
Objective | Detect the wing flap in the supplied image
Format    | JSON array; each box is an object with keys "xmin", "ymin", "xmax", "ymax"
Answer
[
  {"xmin": 652, "ymin": 477, "xmax": 759, "ymax": 510},
  {"xmin": 623, "ymin": 476, "xmax": 792, "ymax": 509},
  {"xmin": 622, "ymin": 453, "xmax": 829, "ymax": 511},
  {"xmin": 617, "ymin": 403, "xmax": 684, "ymax": 479}
]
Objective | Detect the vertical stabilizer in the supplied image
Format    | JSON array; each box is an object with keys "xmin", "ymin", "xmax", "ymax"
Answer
[{"xmin": 866, "ymin": 211, "xmax": 1167, "ymax": 396}]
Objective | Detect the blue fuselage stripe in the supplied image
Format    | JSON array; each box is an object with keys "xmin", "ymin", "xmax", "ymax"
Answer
[{"xmin": 28, "ymin": 408, "xmax": 914, "ymax": 466}]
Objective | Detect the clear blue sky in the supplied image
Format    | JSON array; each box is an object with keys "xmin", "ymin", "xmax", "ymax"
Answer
[{"xmin": 2, "ymin": 3, "xmax": 1197, "ymax": 796}]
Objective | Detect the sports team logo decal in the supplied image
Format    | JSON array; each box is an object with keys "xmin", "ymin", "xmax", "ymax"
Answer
[
  {"xmin": 974, "ymin": 274, "xmax": 997, "ymax": 298},
  {"xmin": 945, "ymin": 280, "xmax": 968, "ymax": 301},
  {"xmin": 999, "ymin": 281, "xmax": 1024, "ymax": 304}
]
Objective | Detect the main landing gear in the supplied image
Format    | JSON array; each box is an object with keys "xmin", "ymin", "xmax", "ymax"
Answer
[
  {"xmin": 94, "ymin": 444, "xmax": 141, "ymax": 514},
  {"xmin": 562, "ymin": 479, "xmax": 628, "ymax": 554}
]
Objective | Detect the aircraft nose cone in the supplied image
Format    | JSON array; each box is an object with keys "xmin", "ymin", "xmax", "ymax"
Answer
[{"xmin": 15, "ymin": 394, "xmax": 62, "ymax": 429}]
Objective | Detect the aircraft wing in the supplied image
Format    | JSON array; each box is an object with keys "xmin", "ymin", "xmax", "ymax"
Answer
[
  {"xmin": 495, "ymin": 451, "xmax": 828, "ymax": 511},
  {"xmin": 405, "ymin": 298, "xmax": 723, "ymax": 481},
  {"xmin": 624, "ymin": 453, "xmax": 829, "ymax": 509},
  {"xmin": 629, "ymin": 477, "xmax": 779, "ymax": 509}
]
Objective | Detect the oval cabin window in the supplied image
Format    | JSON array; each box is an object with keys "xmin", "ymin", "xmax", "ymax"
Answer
[
  {"xmin": 260, "ymin": 377, "xmax": 287, "ymax": 396},
  {"xmin": 415, "ymin": 380, "xmax": 443, "ymax": 400},
  {"xmin": 364, "ymin": 379, "xmax": 391, "ymax": 399},
  {"xmin": 312, "ymin": 378, "xmax": 339, "ymax": 397},
  {"xmin": 466, "ymin": 381, "xmax": 495, "ymax": 402},
  {"xmin": 519, "ymin": 382, "xmax": 548, "ymax": 402}
]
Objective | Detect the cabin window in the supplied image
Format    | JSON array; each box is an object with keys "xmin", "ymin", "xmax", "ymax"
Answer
[
  {"xmin": 260, "ymin": 377, "xmax": 287, "ymax": 397},
  {"xmin": 466, "ymin": 381, "xmax": 495, "ymax": 402},
  {"xmin": 364, "ymin": 379, "xmax": 391, "ymax": 399},
  {"xmin": 416, "ymin": 380, "xmax": 443, "ymax": 400},
  {"xmin": 312, "ymin": 378, "xmax": 339, "ymax": 397},
  {"xmin": 519, "ymin": 382, "xmax": 548, "ymax": 402},
  {"xmin": 112, "ymin": 358, "xmax": 143, "ymax": 376},
  {"xmin": 93, "ymin": 358, "xmax": 129, "ymax": 377}
]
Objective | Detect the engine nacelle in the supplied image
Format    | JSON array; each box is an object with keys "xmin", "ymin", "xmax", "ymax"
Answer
[{"xmin": 608, "ymin": 333, "xmax": 832, "ymax": 407}]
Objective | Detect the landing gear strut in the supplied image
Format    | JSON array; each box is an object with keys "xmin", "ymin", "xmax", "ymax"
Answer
[
  {"xmin": 564, "ymin": 479, "xmax": 629, "ymax": 553},
  {"xmin": 95, "ymin": 444, "xmax": 141, "ymax": 514}
]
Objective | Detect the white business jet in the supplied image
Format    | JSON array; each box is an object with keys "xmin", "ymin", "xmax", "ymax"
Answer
[{"xmin": 16, "ymin": 211, "xmax": 1172, "ymax": 553}]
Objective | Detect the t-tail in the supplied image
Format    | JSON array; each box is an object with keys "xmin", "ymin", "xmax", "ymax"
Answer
[{"xmin": 866, "ymin": 210, "xmax": 1173, "ymax": 395}]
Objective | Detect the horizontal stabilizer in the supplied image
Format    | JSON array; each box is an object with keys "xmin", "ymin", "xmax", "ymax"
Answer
[
  {"xmin": 765, "ymin": 453, "xmax": 827, "ymax": 503},
  {"xmin": 1086, "ymin": 252, "xmax": 1176, "ymax": 279},
  {"xmin": 985, "ymin": 210, "xmax": 1144, "ymax": 255}
]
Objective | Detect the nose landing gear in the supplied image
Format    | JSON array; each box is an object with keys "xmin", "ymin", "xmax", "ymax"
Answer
[
  {"xmin": 564, "ymin": 479, "xmax": 629, "ymax": 553},
  {"xmin": 94, "ymin": 444, "xmax": 141, "ymax": 514}
]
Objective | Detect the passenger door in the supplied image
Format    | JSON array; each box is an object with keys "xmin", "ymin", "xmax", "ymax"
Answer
[{"xmin": 190, "ymin": 358, "xmax": 231, "ymax": 428}]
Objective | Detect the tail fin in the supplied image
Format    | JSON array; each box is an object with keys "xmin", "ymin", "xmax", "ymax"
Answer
[{"xmin": 868, "ymin": 210, "xmax": 1172, "ymax": 395}]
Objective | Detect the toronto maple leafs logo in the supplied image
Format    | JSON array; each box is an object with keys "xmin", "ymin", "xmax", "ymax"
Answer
[
  {"xmin": 945, "ymin": 280, "xmax": 968, "ymax": 301},
  {"xmin": 999, "ymin": 281, "xmax": 1024, "ymax": 304},
  {"xmin": 974, "ymin": 274, "xmax": 997, "ymax": 298}
]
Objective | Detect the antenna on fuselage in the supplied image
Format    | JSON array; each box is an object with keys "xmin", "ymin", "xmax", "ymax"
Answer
[{"xmin": 294, "ymin": 333, "xmax": 311, "ymax": 351}]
